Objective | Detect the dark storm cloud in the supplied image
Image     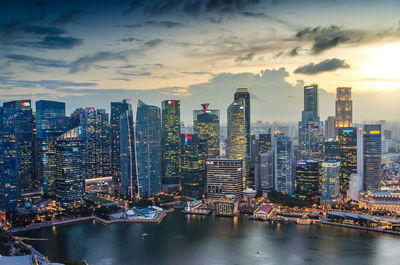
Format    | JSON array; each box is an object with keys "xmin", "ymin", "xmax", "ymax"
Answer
[
  {"xmin": 6, "ymin": 54, "xmax": 68, "ymax": 68},
  {"xmin": 235, "ymin": 52, "xmax": 254, "ymax": 62},
  {"xmin": 294, "ymin": 58, "xmax": 350, "ymax": 75},
  {"xmin": 52, "ymin": 9, "xmax": 84, "ymax": 25}
]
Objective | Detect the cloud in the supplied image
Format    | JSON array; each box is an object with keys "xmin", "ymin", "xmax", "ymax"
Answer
[
  {"xmin": 52, "ymin": 9, "xmax": 84, "ymax": 25},
  {"xmin": 69, "ymin": 51, "xmax": 128, "ymax": 73},
  {"xmin": 6, "ymin": 54, "xmax": 68, "ymax": 68},
  {"xmin": 120, "ymin": 20, "xmax": 182, "ymax": 29},
  {"xmin": 235, "ymin": 52, "xmax": 254, "ymax": 62},
  {"xmin": 117, "ymin": 70, "xmax": 152, "ymax": 77},
  {"xmin": 32, "ymin": 35, "xmax": 83, "ymax": 49},
  {"xmin": 123, "ymin": 0, "xmax": 142, "ymax": 15},
  {"xmin": 294, "ymin": 58, "xmax": 350, "ymax": 75},
  {"xmin": 289, "ymin": 46, "xmax": 300, "ymax": 56},
  {"xmin": 144, "ymin": 39, "xmax": 163, "ymax": 47}
]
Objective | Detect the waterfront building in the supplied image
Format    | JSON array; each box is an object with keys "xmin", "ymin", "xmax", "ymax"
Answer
[
  {"xmin": 338, "ymin": 127, "xmax": 357, "ymax": 198},
  {"xmin": 227, "ymin": 98, "xmax": 246, "ymax": 188},
  {"xmin": 161, "ymin": 100, "xmax": 181, "ymax": 191},
  {"xmin": 255, "ymin": 150, "xmax": 274, "ymax": 193},
  {"xmin": 55, "ymin": 126, "xmax": 85, "ymax": 208},
  {"xmin": 335, "ymin": 87, "xmax": 353, "ymax": 129},
  {"xmin": 324, "ymin": 139, "xmax": 340, "ymax": 161},
  {"xmin": 359, "ymin": 190, "xmax": 400, "ymax": 213},
  {"xmin": 110, "ymin": 99, "xmax": 133, "ymax": 187},
  {"xmin": 325, "ymin": 116, "xmax": 336, "ymax": 139},
  {"xmin": 298, "ymin": 85, "xmax": 324, "ymax": 161},
  {"xmin": 348, "ymin": 173, "xmax": 363, "ymax": 201},
  {"xmin": 181, "ymin": 133, "xmax": 201, "ymax": 198},
  {"xmin": 234, "ymin": 88, "xmax": 250, "ymax": 169},
  {"xmin": 206, "ymin": 159, "xmax": 243, "ymax": 200},
  {"xmin": 120, "ymin": 108, "xmax": 136, "ymax": 198},
  {"xmin": 243, "ymin": 188, "xmax": 256, "ymax": 208},
  {"xmin": 135, "ymin": 100, "xmax": 162, "ymax": 198},
  {"xmin": 321, "ymin": 161, "xmax": 341, "ymax": 206},
  {"xmin": 363, "ymin": 125, "xmax": 382, "ymax": 191},
  {"xmin": 0, "ymin": 100, "xmax": 34, "ymax": 217},
  {"xmin": 213, "ymin": 196, "xmax": 239, "ymax": 216},
  {"xmin": 273, "ymin": 132, "xmax": 293, "ymax": 194},
  {"xmin": 295, "ymin": 160, "xmax": 320, "ymax": 199}
]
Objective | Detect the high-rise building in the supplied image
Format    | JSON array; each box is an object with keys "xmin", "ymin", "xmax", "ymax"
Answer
[
  {"xmin": 356, "ymin": 127, "xmax": 364, "ymax": 176},
  {"xmin": 161, "ymin": 100, "xmax": 181, "ymax": 189},
  {"xmin": 0, "ymin": 100, "xmax": 34, "ymax": 218},
  {"xmin": 324, "ymin": 139, "xmax": 340, "ymax": 161},
  {"xmin": 234, "ymin": 88, "xmax": 250, "ymax": 171},
  {"xmin": 274, "ymin": 132, "xmax": 293, "ymax": 194},
  {"xmin": 255, "ymin": 150, "xmax": 274, "ymax": 193},
  {"xmin": 363, "ymin": 125, "xmax": 382, "ymax": 191},
  {"xmin": 110, "ymin": 99, "xmax": 133, "ymax": 187},
  {"xmin": 135, "ymin": 100, "xmax": 162, "ymax": 198},
  {"xmin": 55, "ymin": 126, "xmax": 85, "ymax": 208},
  {"xmin": 181, "ymin": 133, "xmax": 201, "ymax": 198},
  {"xmin": 259, "ymin": 129, "xmax": 272, "ymax": 153},
  {"xmin": 299, "ymin": 85, "xmax": 323, "ymax": 161},
  {"xmin": 338, "ymin": 127, "xmax": 357, "ymax": 197},
  {"xmin": 335, "ymin": 87, "xmax": 352, "ymax": 129},
  {"xmin": 206, "ymin": 159, "xmax": 243, "ymax": 200},
  {"xmin": 295, "ymin": 160, "xmax": 320, "ymax": 199},
  {"xmin": 35, "ymin": 100, "xmax": 66, "ymax": 196},
  {"xmin": 321, "ymin": 161, "xmax": 341, "ymax": 206},
  {"xmin": 120, "ymin": 108, "xmax": 136, "ymax": 198},
  {"xmin": 348, "ymin": 173, "xmax": 363, "ymax": 201},
  {"xmin": 325, "ymin": 116, "xmax": 336, "ymax": 139},
  {"xmin": 226, "ymin": 98, "xmax": 246, "ymax": 188}
]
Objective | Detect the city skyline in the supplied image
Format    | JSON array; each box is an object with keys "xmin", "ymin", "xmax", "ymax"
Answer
[{"xmin": 1, "ymin": 1, "xmax": 400, "ymax": 123}]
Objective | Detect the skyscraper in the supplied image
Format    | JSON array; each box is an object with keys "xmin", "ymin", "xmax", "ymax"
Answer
[
  {"xmin": 338, "ymin": 127, "xmax": 357, "ymax": 197},
  {"xmin": 227, "ymin": 98, "xmax": 246, "ymax": 188},
  {"xmin": 324, "ymin": 139, "xmax": 340, "ymax": 161},
  {"xmin": 181, "ymin": 133, "xmax": 201, "ymax": 198},
  {"xmin": 295, "ymin": 160, "xmax": 320, "ymax": 199},
  {"xmin": 206, "ymin": 159, "xmax": 243, "ymax": 200},
  {"xmin": 335, "ymin": 87, "xmax": 353, "ymax": 129},
  {"xmin": 298, "ymin": 84, "xmax": 324, "ymax": 161},
  {"xmin": 161, "ymin": 100, "xmax": 181, "ymax": 190},
  {"xmin": 110, "ymin": 100, "xmax": 133, "ymax": 187},
  {"xmin": 274, "ymin": 132, "xmax": 293, "ymax": 194},
  {"xmin": 255, "ymin": 150, "xmax": 274, "ymax": 193},
  {"xmin": 325, "ymin": 116, "xmax": 336, "ymax": 139},
  {"xmin": 234, "ymin": 88, "xmax": 250, "ymax": 174},
  {"xmin": 363, "ymin": 125, "xmax": 382, "ymax": 191},
  {"xmin": 259, "ymin": 129, "xmax": 272, "ymax": 153},
  {"xmin": 120, "ymin": 108, "xmax": 136, "ymax": 198},
  {"xmin": 55, "ymin": 126, "xmax": 85, "ymax": 208},
  {"xmin": 135, "ymin": 100, "xmax": 162, "ymax": 198},
  {"xmin": 321, "ymin": 161, "xmax": 341, "ymax": 206}
]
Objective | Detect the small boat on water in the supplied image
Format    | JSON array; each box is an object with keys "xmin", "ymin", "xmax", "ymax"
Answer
[{"xmin": 142, "ymin": 233, "xmax": 149, "ymax": 238}]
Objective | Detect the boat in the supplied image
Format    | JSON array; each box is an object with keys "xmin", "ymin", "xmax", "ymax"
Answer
[{"xmin": 142, "ymin": 233, "xmax": 149, "ymax": 238}]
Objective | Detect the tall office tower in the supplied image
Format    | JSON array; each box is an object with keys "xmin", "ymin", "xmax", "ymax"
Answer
[
  {"xmin": 356, "ymin": 127, "xmax": 364, "ymax": 176},
  {"xmin": 135, "ymin": 100, "xmax": 162, "ymax": 198},
  {"xmin": 295, "ymin": 160, "xmax": 320, "ymax": 199},
  {"xmin": 338, "ymin": 127, "xmax": 357, "ymax": 197},
  {"xmin": 227, "ymin": 98, "xmax": 247, "ymax": 188},
  {"xmin": 274, "ymin": 132, "xmax": 293, "ymax": 194},
  {"xmin": 206, "ymin": 159, "xmax": 243, "ymax": 200},
  {"xmin": 161, "ymin": 100, "xmax": 181, "ymax": 190},
  {"xmin": 181, "ymin": 133, "xmax": 201, "ymax": 198},
  {"xmin": 0, "ymin": 100, "xmax": 34, "ymax": 218},
  {"xmin": 324, "ymin": 139, "xmax": 340, "ymax": 161},
  {"xmin": 248, "ymin": 134, "xmax": 259, "ymax": 189},
  {"xmin": 35, "ymin": 100, "xmax": 66, "ymax": 191},
  {"xmin": 255, "ymin": 150, "xmax": 274, "ymax": 193},
  {"xmin": 325, "ymin": 116, "xmax": 336, "ymax": 139},
  {"xmin": 363, "ymin": 125, "xmax": 382, "ymax": 191},
  {"xmin": 298, "ymin": 85, "xmax": 324, "ymax": 161},
  {"xmin": 55, "ymin": 126, "xmax": 85, "ymax": 208},
  {"xmin": 234, "ymin": 88, "xmax": 250, "ymax": 178},
  {"xmin": 321, "ymin": 161, "xmax": 341, "ymax": 206},
  {"xmin": 259, "ymin": 129, "xmax": 272, "ymax": 153},
  {"xmin": 335, "ymin": 87, "xmax": 353, "ymax": 129},
  {"xmin": 110, "ymin": 100, "xmax": 133, "ymax": 187},
  {"xmin": 347, "ymin": 173, "xmax": 363, "ymax": 201}
]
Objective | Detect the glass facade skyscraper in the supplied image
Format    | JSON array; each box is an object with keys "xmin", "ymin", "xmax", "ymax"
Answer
[
  {"xmin": 135, "ymin": 100, "xmax": 162, "ymax": 198},
  {"xmin": 274, "ymin": 132, "xmax": 293, "ymax": 194},
  {"xmin": 321, "ymin": 161, "xmax": 341, "ymax": 206},
  {"xmin": 363, "ymin": 125, "xmax": 382, "ymax": 191},
  {"xmin": 338, "ymin": 127, "xmax": 357, "ymax": 197},
  {"xmin": 161, "ymin": 100, "xmax": 181, "ymax": 187},
  {"xmin": 295, "ymin": 160, "xmax": 320, "ymax": 199},
  {"xmin": 181, "ymin": 133, "xmax": 201, "ymax": 198},
  {"xmin": 335, "ymin": 87, "xmax": 353, "ymax": 128},
  {"xmin": 120, "ymin": 109, "xmax": 136, "ymax": 198},
  {"xmin": 234, "ymin": 88, "xmax": 250, "ymax": 172}
]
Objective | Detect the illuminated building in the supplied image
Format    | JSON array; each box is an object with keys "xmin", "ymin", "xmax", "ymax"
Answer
[
  {"xmin": 259, "ymin": 129, "xmax": 272, "ymax": 153},
  {"xmin": 226, "ymin": 98, "xmax": 246, "ymax": 188},
  {"xmin": 0, "ymin": 100, "xmax": 34, "ymax": 218},
  {"xmin": 181, "ymin": 133, "xmax": 201, "ymax": 198},
  {"xmin": 338, "ymin": 127, "xmax": 357, "ymax": 197},
  {"xmin": 161, "ymin": 100, "xmax": 181, "ymax": 190},
  {"xmin": 324, "ymin": 139, "xmax": 340, "ymax": 161},
  {"xmin": 335, "ymin": 87, "xmax": 352, "ymax": 129},
  {"xmin": 357, "ymin": 127, "xmax": 364, "ymax": 176},
  {"xmin": 295, "ymin": 160, "xmax": 320, "ymax": 199},
  {"xmin": 347, "ymin": 173, "xmax": 363, "ymax": 201},
  {"xmin": 255, "ymin": 150, "xmax": 274, "ymax": 193},
  {"xmin": 120, "ymin": 108, "xmax": 136, "ymax": 198},
  {"xmin": 363, "ymin": 125, "xmax": 382, "ymax": 191},
  {"xmin": 55, "ymin": 126, "xmax": 85, "ymax": 208},
  {"xmin": 298, "ymin": 84, "xmax": 323, "ymax": 161},
  {"xmin": 321, "ymin": 161, "xmax": 341, "ymax": 206},
  {"xmin": 234, "ymin": 88, "xmax": 250, "ymax": 174},
  {"xmin": 359, "ymin": 190, "xmax": 400, "ymax": 213},
  {"xmin": 213, "ymin": 196, "xmax": 239, "ymax": 216},
  {"xmin": 110, "ymin": 99, "xmax": 133, "ymax": 186},
  {"xmin": 193, "ymin": 104, "xmax": 220, "ymax": 190},
  {"xmin": 206, "ymin": 159, "xmax": 243, "ymax": 200},
  {"xmin": 35, "ymin": 100, "xmax": 66, "ymax": 193},
  {"xmin": 325, "ymin": 116, "xmax": 336, "ymax": 139},
  {"xmin": 135, "ymin": 100, "xmax": 162, "ymax": 198},
  {"xmin": 274, "ymin": 132, "xmax": 293, "ymax": 194}
]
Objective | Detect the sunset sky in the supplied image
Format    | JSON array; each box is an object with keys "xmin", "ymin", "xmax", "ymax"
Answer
[{"xmin": 1, "ymin": 0, "xmax": 400, "ymax": 123}]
